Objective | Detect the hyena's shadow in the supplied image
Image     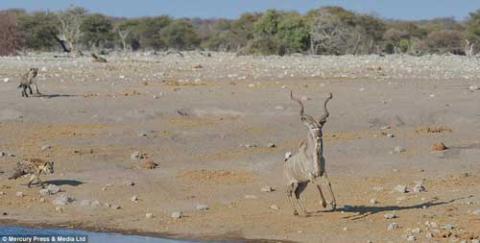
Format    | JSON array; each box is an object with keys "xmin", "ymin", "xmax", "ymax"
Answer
[
  {"xmin": 43, "ymin": 179, "xmax": 83, "ymax": 186},
  {"xmin": 37, "ymin": 93, "xmax": 78, "ymax": 99}
]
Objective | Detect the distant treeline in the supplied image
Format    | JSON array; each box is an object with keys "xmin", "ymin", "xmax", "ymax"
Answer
[{"xmin": 0, "ymin": 6, "xmax": 480, "ymax": 56}]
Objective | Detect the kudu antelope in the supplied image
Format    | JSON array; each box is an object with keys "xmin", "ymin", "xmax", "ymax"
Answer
[{"xmin": 284, "ymin": 91, "xmax": 336, "ymax": 216}]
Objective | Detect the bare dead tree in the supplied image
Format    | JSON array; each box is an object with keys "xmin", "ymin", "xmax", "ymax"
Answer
[
  {"xmin": 0, "ymin": 11, "xmax": 22, "ymax": 56},
  {"xmin": 55, "ymin": 6, "xmax": 86, "ymax": 56},
  {"xmin": 310, "ymin": 12, "xmax": 369, "ymax": 55}
]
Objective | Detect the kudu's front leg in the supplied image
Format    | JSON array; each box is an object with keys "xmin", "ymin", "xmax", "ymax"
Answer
[{"xmin": 322, "ymin": 173, "xmax": 336, "ymax": 211}]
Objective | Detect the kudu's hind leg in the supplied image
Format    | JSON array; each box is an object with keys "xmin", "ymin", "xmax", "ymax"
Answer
[
  {"xmin": 286, "ymin": 182, "xmax": 299, "ymax": 216},
  {"xmin": 294, "ymin": 182, "xmax": 309, "ymax": 216}
]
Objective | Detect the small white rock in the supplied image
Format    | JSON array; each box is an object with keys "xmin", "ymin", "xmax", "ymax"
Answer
[
  {"xmin": 387, "ymin": 222, "xmax": 398, "ymax": 231},
  {"xmin": 270, "ymin": 204, "xmax": 279, "ymax": 210},
  {"xmin": 469, "ymin": 85, "xmax": 479, "ymax": 91},
  {"xmin": 369, "ymin": 198, "xmax": 378, "ymax": 205},
  {"xmin": 16, "ymin": 192, "xmax": 24, "ymax": 197},
  {"xmin": 406, "ymin": 235, "xmax": 416, "ymax": 241},
  {"xmin": 266, "ymin": 143, "xmax": 276, "ymax": 148},
  {"xmin": 411, "ymin": 228, "xmax": 421, "ymax": 234},
  {"xmin": 472, "ymin": 209, "xmax": 480, "ymax": 215},
  {"xmin": 244, "ymin": 195, "xmax": 258, "ymax": 199},
  {"xmin": 171, "ymin": 211, "xmax": 182, "ymax": 219},
  {"xmin": 394, "ymin": 185, "xmax": 408, "ymax": 193},
  {"xmin": 130, "ymin": 151, "xmax": 144, "ymax": 160},
  {"xmin": 3, "ymin": 78, "xmax": 9, "ymax": 83},
  {"xmin": 130, "ymin": 195, "xmax": 138, "ymax": 202},
  {"xmin": 393, "ymin": 146, "xmax": 406, "ymax": 153},
  {"xmin": 41, "ymin": 145, "xmax": 52, "ymax": 151},
  {"xmin": 261, "ymin": 186, "xmax": 274, "ymax": 192},
  {"xmin": 384, "ymin": 213, "xmax": 397, "ymax": 219},
  {"xmin": 195, "ymin": 204, "xmax": 209, "ymax": 211},
  {"xmin": 412, "ymin": 182, "xmax": 426, "ymax": 193},
  {"xmin": 145, "ymin": 213, "xmax": 153, "ymax": 219}
]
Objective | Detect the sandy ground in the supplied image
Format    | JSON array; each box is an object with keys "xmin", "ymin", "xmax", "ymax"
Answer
[{"xmin": 0, "ymin": 52, "xmax": 479, "ymax": 242}]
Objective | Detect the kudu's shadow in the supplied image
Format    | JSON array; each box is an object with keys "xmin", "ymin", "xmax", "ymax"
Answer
[
  {"xmin": 308, "ymin": 196, "xmax": 472, "ymax": 220},
  {"xmin": 44, "ymin": 179, "xmax": 83, "ymax": 187}
]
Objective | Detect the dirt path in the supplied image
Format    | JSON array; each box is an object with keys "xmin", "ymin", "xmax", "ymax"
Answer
[{"xmin": 0, "ymin": 53, "xmax": 479, "ymax": 242}]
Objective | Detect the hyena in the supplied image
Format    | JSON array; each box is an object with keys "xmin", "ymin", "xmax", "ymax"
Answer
[
  {"xmin": 18, "ymin": 67, "xmax": 40, "ymax": 97},
  {"xmin": 8, "ymin": 159, "xmax": 54, "ymax": 188}
]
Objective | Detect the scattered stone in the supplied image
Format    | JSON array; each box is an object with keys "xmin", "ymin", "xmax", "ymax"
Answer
[
  {"xmin": 124, "ymin": 181, "xmax": 135, "ymax": 186},
  {"xmin": 386, "ymin": 133, "xmax": 395, "ymax": 138},
  {"xmin": 300, "ymin": 96, "xmax": 311, "ymax": 101},
  {"xmin": 52, "ymin": 194, "xmax": 75, "ymax": 206},
  {"xmin": 112, "ymin": 204, "xmax": 121, "ymax": 210},
  {"xmin": 130, "ymin": 195, "xmax": 138, "ymax": 202},
  {"xmin": 472, "ymin": 209, "xmax": 480, "ymax": 215},
  {"xmin": 270, "ymin": 204, "xmax": 279, "ymax": 210},
  {"xmin": 266, "ymin": 143, "xmax": 276, "ymax": 148},
  {"xmin": 145, "ymin": 213, "xmax": 153, "ymax": 219},
  {"xmin": 39, "ymin": 184, "xmax": 61, "ymax": 196},
  {"xmin": 243, "ymin": 144, "xmax": 257, "ymax": 148},
  {"xmin": 411, "ymin": 228, "xmax": 421, "ymax": 234},
  {"xmin": 372, "ymin": 186, "xmax": 384, "ymax": 192},
  {"xmin": 102, "ymin": 184, "xmax": 112, "ymax": 191},
  {"xmin": 39, "ymin": 198, "xmax": 46, "ymax": 203},
  {"xmin": 0, "ymin": 151, "xmax": 5, "ymax": 157},
  {"xmin": 3, "ymin": 78, "xmax": 9, "ymax": 83},
  {"xmin": 91, "ymin": 200, "xmax": 101, "ymax": 207},
  {"xmin": 0, "ymin": 191, "xmax": 5, "ymax": 195},
  {"xmin": 41, "ymin": 145, "xmax": 52, "ymax": 151},
  {"xmin": 380, "ymin": 125, "xmax": 391, "ymax": 130},
  {"xmin": 393, "ymin": 146, "xmax": 406, "ymax": 153},
  {"xmin": 406, "ymin": 235, "xmax": 416, "ymax": 241},
  {"xmin": 104, "ymin": 203, "xmax": 111, "ymax": 208},
  {"xmin": 469, "ymin": 85, "xmax": 479, "ymax": 91},
  {"xmin": 425, "ymin": 232, "xmax": 433, "ymax": 239},
  {"xmin": 16, "ymin": 192, "xmax": 24, "ymax": 197},
  {"xmin": 442, "ymin": 224, "xmax": 455, "ymax": 230},
  {"xmin": 142, "ymin": 159, "xmax": 158, "ymax": 169},
  {"xmin": 55, "ymin": 206, "xmax": 63, "ymax": 213},
  {"xmin": 130, "ymin": 151, "xmax": 145, "ymax": 160},
  {"xmin": 171, "ymin": 211, "xmax": 182, "ymax": 219},
  {"xmin": 244, "ymin": 195, "xmax": 258, "ymax": 199},
  {"xmin": 369, "ymin": 198, "xmax": 378, "ymax": 205},
  {"xmin": 432, "ymin": 142, "xmax": 448, "ymax": 151},
  {"xmin": 195, "ymin": 204, "xmax": 209, "ymax": 211},
  {"xmin": 412, "ymin": 181, "xmax": 426, "ymax": 193},
  {"xmin": 387, "ymin": 222, "xmax": 398, "ymax": 231},
  {"xmin": 394, "ymin": 185, "xmax": 408, "ymax": 193},
  {"xmin": 274, "ymin": 105, "xmax": 285, "ymax": 110},
  {"xmin": 384, "ymin": 213, "xmax": 397, "ymax": 219},
  {"xmin": 261, "ymin": 186, "xmax": 274, "ymax": 192},
  {"xmin": 80, "ymin": 200, "xmax": 92, "ymax": 207}
]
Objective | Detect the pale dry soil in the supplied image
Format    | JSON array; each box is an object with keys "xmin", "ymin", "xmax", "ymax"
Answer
[{"xmin": 0, "ymin": 53, "xmax": 479, "ymax": 242}]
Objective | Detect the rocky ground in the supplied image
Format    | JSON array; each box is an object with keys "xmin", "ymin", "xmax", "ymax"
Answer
[{"xmin": 0, "ymin": 52, "xmax": 479, "ymax": 242}]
